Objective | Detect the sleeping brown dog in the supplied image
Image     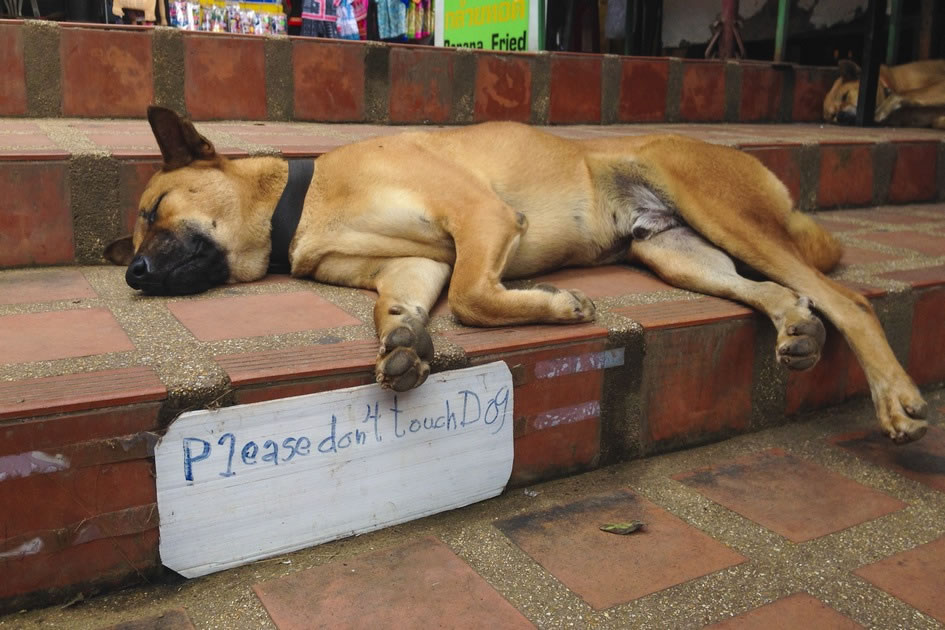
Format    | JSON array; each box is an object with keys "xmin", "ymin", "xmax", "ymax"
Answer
[
  {"xmin": 105, "ymin": 107, "xmax": 930, "ymax": 443},
  {"xmin": 823, "ymin": 59, "xmax": 945, "ymax": 128}
]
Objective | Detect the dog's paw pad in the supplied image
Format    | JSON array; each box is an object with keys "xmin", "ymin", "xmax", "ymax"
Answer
[{"xmin": 377, "ymin": 346, "xmax": 429, "ymax": 392}]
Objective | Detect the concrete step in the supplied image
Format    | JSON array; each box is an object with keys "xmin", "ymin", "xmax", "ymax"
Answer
[
  {"xmin": 1, "ymin": 118, "xmax": 943, "ymax": 269},
  {"xmin": 1, "ymin": 200, "xmax": 945, "ymax": 611},
  {"xmin": 3, "ymin": 390, "xmax": 945, "ymax": 629}
]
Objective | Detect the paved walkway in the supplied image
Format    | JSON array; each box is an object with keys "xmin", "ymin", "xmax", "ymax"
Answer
[{"xmin": 2, "ymin": 387, "xmax": 943, "ymax": 630}]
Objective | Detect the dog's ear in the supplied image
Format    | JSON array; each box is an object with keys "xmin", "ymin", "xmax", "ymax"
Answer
[
  {"xmin": 838, "ymin": 59, "xmax": 861, "ymax": 82},
  {"xmin": 104, "ymin": 236, "xmax": 135, "ymax": 266},
  {"xmin": 147, "ymin": 106, "xmax": 217, "ymax": 170}
]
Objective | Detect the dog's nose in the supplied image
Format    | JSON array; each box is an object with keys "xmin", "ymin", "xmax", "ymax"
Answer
[
  {"xmin": 835, "ymin": 109, "xmax": 857, "ymax": 125},
  {"xmin": 126, "ymin": 255, "xmax": 154, "ymax": 289}
]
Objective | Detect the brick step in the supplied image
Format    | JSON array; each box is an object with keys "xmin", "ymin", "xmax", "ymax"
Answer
[
  {"xmin": 3, "ymin": 19, "xmax": 839, "ymax": 125},
  {"xmin": 2, "ymin": 117, "xmax": 943, "ymax": 268},
  {"xmin": 1, "ymin": 204, "xmax": 944, "ymax": 611}
]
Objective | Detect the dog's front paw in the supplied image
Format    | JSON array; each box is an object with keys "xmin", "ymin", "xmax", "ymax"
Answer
[
  {"xmin": 776, "ymin": 297, "xmax": 825, "ymax": 371},
  {"xmin": 878, "ymin": 384, "xmax": 929, "ymax": 444},
  {"xmin": 534, "ymin": 284, "xmax": 597, "ymax": 323},
  {"xmin": 375, "ymin": 318, "xmax": 433, "ymax": 392}
]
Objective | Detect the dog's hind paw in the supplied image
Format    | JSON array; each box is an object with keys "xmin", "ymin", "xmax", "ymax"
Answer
[
  {"xmin": 375, "ymin": 316, "xmax": 433, "ymax": 392},
  {"xmin": 880, "ymin": 387, "xmax": 929, "ymax": 444},
  {"xmin": 776, "ymin": 297, "xmax": 825, "ymax": 371}
]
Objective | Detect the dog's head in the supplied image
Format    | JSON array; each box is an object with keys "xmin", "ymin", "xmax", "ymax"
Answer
[
  {"xmin": 823, "ymin": 60, "xmax": 893, "ymax": 125},
  {"xmin": 104, "ymin": 107, "xmax": 271, "ymax": 295}
]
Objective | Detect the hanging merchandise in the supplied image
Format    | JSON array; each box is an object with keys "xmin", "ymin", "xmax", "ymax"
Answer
[
  {"xmin": 376, "ymin": 0, "xmax": 407, "ymax": 41},
  {"xmin": 336, "ymin": 0, "xmax": 361, "ymax": 39},
  {"xmin": 169, "ymin": 0, "xmax": 286, "ymax": 34}
]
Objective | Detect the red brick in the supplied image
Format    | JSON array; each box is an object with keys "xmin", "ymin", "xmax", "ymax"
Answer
[
  {"xmin": 253, "ymin": 537, "xmax": 532, "ymax": 630},
  {"xmin": 0, "ymin": 459, "xmax": 156, "ymax": 538},
  {"xmin": 613, "ymin": 297, "xmax": 754, "ymax": 330},
  {"xmin": 510, "ymin": 417, "xmax": 599, "ymax": 486},
  {"xmin": 854, "ymin": 535, "xmax": 945, "ymax": 622},
  {"xmin": 549, "ymin": 54, "xmax": 602, "ymax": 124},
  {"xmin": 739, "ymin": 65, "xmax": 783, "ymax": 122},
  {"xmin": 888, "ymin": 142, "xmax": 938, "ymax": 203},
  {"xmin": 216, "ymin": 339, "xmax": 377, "ymax": 386},
  {"xmin": 680, "ymin": 61, "xmax": 726, "ymax": 122},
  {"xmin": 168, "ymin": 292, "xmax": 360, "ymax": 341},
  {"xmin": 786, "ymin": 321, "xmax": 868, "ymax": 415},
  {"xmin": 881, "ymin": 265, "xmax": 945, "ymax": 289},
  {"xmin": 101, "ymin": 609, "xmax": 195, "ymax": 630},
  {"xmin": 474, "ymin": 54, "xmax": 532, "ymax": 123},
  {"xmin": 529, "ymin": 265, "xmax": 673, "ymax": 298},
  {"xmin": 641, "ymin": 320, "xmax": 755, "ymax": 445},
  {"xmin": 0, "ymin": 23, "xmax": 27, "ymax": 116},
  {"xmin": 706, "ymin": 593, "xmax": 863, "ymax": 629},
  {"xmin": 0, "ymin": 528, "xmax": 159, "ymax": 600},
  {"xmin": 830, "ymin": 426, "xmax": 945, "ymax": 493},
  {"xmin": 793, "ymin": 66, "xmax": 837, "ymax": 122},
  {"xmin": 859, "ymin": 230, "xmax": 945, "ymax": 257},
  {"xmin": 618, "ymin": 58, "xmax": 668, "ymax": 122},
  {"xmin": 0, "ymin": 308, "xmax": 135, "ymax": 365},
  {"xmin": 443, "ymin": 323, "xmax": 607, "ymax": 356},
  {"xmin": 184, "ymin": 35, "xmax": 267, "ymax": 120},
  {"xmin": 235, "ymin": 373, "xmax": 375, "ymax": 404},
  {"xmin": 674, "ymin": 448, "xmax": 906, "ymax": 542},
  {"xmin": 389, "ymin": 47, "xmax": 454, "ymax": 124},
  {"xmin": 293, "ymin": 40, "xmax": 365, "ymax": 122},
  {"xmin": 743, "ymin": 146, "xmax": 801, "ymax": 202},
  {"xmin": 0, "ymin": 402, "xmax": 162, "ymax": 455},
  {"xmin": 118, "ymin": 160, "xmax": 162, "ymax": 234},
  {"xmin": 60, "ymin": 28, "xmax": 153, "ymax": 118},
  {"xmin": 817, "ymin": 144, "xmax": 874, "ymax": 208},
  {"xmin": 0, "ymin": 161, "xmax": 74, "ymax": 266},
  {"xmin": 908, "ymin": 287, "xmax": 945, "ymax": 385},
  {"xmin": 496, "ymin": 490, "xmax": 744, "ymax": 609},
  {"xmin": 0, "ymin": 268, "xmax": 97, "ymax": 305}
]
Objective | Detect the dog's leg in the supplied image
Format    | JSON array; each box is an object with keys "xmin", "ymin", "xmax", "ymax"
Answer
[
  {"xmin": 632, "ymin": 226, "xmax": 928, "ymax": 443},
  {"xmin": 371, "ymin": 257, "xmax": 452, "ymax": 391},
  {"xmin": 630, "ymin": 226, "xmax": 827, "ymax": 371},
  {"xmin": 447, "ymin": 206, "xmax": 595, "ymax": 326}
]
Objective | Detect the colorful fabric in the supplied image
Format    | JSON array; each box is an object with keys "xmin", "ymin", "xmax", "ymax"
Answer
[
  {"xmin": 376, "ymin": 0, "xmax": 407, "ymax": 40},
  {"xmin": 301, "ymin": 0, "xmax": 338, "ymax": 38}
]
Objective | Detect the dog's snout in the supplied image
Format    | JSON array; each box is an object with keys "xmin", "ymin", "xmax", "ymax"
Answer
[
  {"xmin": 126, "ymin": 255, "xmax": 154, "ymax": 289},
  {"xmin": 835, "ymin": 109, "xmax": 857, "ymax": 125}
]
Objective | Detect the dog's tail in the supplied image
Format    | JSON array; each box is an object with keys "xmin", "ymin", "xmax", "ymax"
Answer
[{"xmin": 786, "ymin": 211, "xmax": 843, "ymax": 272}]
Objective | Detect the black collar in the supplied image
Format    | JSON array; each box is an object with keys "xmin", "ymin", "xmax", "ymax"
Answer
[{"xmin": 268, "ymin": 158, "xmax": 315, "ymax": 274}]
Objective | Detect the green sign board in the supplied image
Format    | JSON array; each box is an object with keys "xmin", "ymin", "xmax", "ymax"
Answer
[{"xmin": 440, "ymin": 0, "xmax": 534, "ymax": 51}]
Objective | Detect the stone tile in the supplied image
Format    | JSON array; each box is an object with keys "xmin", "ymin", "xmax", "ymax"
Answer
[
  {"xmin": 818, "ymin": 144, "xmax": 873, "ymax": 208},
  {"xmin": 0, "ymin": 268, "xmax": 97, "ymax": 305},
  {"xmin": 442, "ymin": 323, "xmax": 608, "ymax": 356},
  {"xmin": 679, "ymin": 61, "xmax": 726, "ymax": 122},
  {"xmin": 529, "ymin": 265, "xmax": 673, "ymax": 298},
  {"xmin": 838, "ymin": 246, "xmax": 898, "ymax": 265},
  {"xmin": 60, "ymin": 28, "xmax": 153, "ymax": 118},
  {"xmin": 549, "ymin": 54, "xmax": 602, "ymax": 124},
  {"xmin": 640, "ymin": 320, "xmax": 755, "ymax": 445},
  {"xmin": 888, "ymin": 142, "xmax": 938, "ymax": 203},
  {"xmin": 793, "ymin": 67, "xmax": 837, "ymax": 122},
  {"xmin": 389, "ymin": 47, "xmax": 455, "ymax": 124},
  {"xmin": 786, "ymin": 321, "xmax": 867, "ymax": 415},
  {"xmin": 293, "ymin": 40, "xmax": 365, "ymax": 122},
  {"xmin": 854, "ymin": 535, "xmax": 945, "ymax": 622},
  {"xmin": 495, "ymin": 490, "xmax": 744, "ymax": 609},
  {"xmin": 0, "ymin": 308, "xmax": 135, "ymax": 364},
  {"xmin": 674, "ymin": 448, "xmax": 906, "ymax": 543},
  {"xmin": 618, "ymin": 58, "xmax": 669, "ymax": 122},
  {"xmin": 705, "ymin": 593, "xmax": 863, "ymax": 629},
  {"xmin": 0, "ymin": 23, "xmax": 27, "ymax": 116},
  {"xmin": 0, "ymin": 161, "xmax": 74, "ymax": 266},
  {"xmin": 168, "ymin": 292, "xmax": 361, "ymax": 341},
  {"xmin": 858, "ymin": 230, "xmax": 945, "ymax": 257},
  {"xmin": 474, "ymin": 54, "xmax": 531, "ymax": 123},
  {"xmin": 739, "ymin": 65, "xmax": 783, "ymax": 122},
  {"xmin": 253, "ymin": 537, "xmax": 533, "ymax": 630},
  {"xmin": 184, "ymin": 34, "xmax": 267, "ymax": 120},
  {"xmin": 744, "ymin": 146, "xmax": 801, "ymax": 202},
  {"xmin": 839, "ymin": 208, "xmax": 942, "ymax": 225},
  {"xmin": 881, "ymin": 265, "xmax": 945, "ymax": 289},
  {"xmin": 216, "ymin": 339, "xmax": 377, "ymax": 386},
  {"xmin": 613, "ymin": 297, "xmax": 753, "ymax": 330},
  {"xmin": 101, "ymin": 608, "xmax": 195, "ymax": 630},
  {"xmin": 830, "ymin": 427, "xmax": 945, "ymax": 493},
  {"xmin": 907, "ymin": 287, "xmax": 945, "ymax": 385}
]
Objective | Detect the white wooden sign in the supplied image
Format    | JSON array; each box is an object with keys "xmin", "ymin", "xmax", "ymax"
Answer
[{"xmin": 155, "ymin": 362, "xmax": 514, "ymax": 578}]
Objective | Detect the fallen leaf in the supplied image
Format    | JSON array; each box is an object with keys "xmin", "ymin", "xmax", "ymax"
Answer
[{"xmin": 599, "ymin": 521, "xmax": 645, "ymax": 535}]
